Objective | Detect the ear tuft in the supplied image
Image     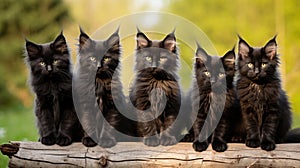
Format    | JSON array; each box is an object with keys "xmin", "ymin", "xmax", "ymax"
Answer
[
  {"xmin": 238, "ymin": 37, "xmax": 250, "ymax": 60},
  {"xmin": 162, "ymin": 33, "xmax": 176, "ymax": 52},
  {"xmin": 52, "ymin": 33, "xmax": 68, "ymax": 53},
  {"xmin": 25, "ymin": 40, "xmax": 41, "ymax": 60},
  {"xmin": 136, "ymin": 32, "xmax": 151, "ymax": 49},
  {"xmin": 264, "ymin": 36, "xmax": 277, "ymax": 60}
]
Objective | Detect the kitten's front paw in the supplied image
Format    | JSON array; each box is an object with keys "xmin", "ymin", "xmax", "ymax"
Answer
[
  {"xmin": 212, "ymin": 139, "xmax": 227, "ymax": 152},
  {"xmin": 161, "ymin": 134, "xmax": 178, "ymax": 146},
  {"xmin": 245, "ymin": 139, "xmax": 260, "ymax": 148},
  {"xmin": 261, "ymin": 140, "xmax": 276, "ymax": 151},
  {"xmin": 143, "ymin": 136, "xmax": 160, "ymax": 147},
  {"xmin": 41, "ymin": 134, "xmax": 56, "ymax": 146},
  {"xmin": 99, "ymin": 137, "xmax": 117, "ymax": 148},
  {"xmin": 180, "ymin": 133, "xmax": 194, "ymax": 142},
  {"xmin": 193, "ymin": 141, "xmax": 209, "ymax": 152},
  {"xmin": 82, "ymin": 136, "xmax": 97, "ymax": 147},
  {"xmin": 56, "ymin": 134, "xmax": 72, "ymax": 146}
]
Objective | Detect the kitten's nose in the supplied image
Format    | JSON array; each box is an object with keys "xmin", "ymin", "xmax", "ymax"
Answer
[
  {"xmin": 151, "ymin": 61, "xmax": 157, "ymax": 68},
  {"xmin": 47, "ymin": 65, "xmax": 52, "ymax": 71},
  {"xmin": 211, "ymin": 77, "xmax": 216, "ymax": 85},
  {"xmin": 255, "ymin": 67, "xmax": 259, "ymax": 74},
  {"xmin": 97, "ymin": 61, "xmax": 101, "ymax": 68}
]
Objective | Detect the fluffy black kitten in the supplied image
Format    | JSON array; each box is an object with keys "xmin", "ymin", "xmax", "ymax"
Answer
[
  {"xmin": 129, "ymin": 31, "xmax": 181, "ymax": 146},
  {"xmin": 75, "ymin": 29, "xmax": 131, "ymax": 148},
  {"xmin": 25, "ymin": 32, "xmax": 82, "ymax": 146},
  {"xmin": 191, "ymin": 46, "xmax": 239, "ymax": 152},
  {"xmin": 237, "ymin": 36, "xmax": 291, "ymax": 151}
]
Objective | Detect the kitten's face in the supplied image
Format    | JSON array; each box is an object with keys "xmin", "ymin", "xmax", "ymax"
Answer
[
  {"xmin": 26, "ymin": 33, "xmax": 70, "ymax": 76},
  {"xmin": 78, "ymin": 29, "xmax": 120, "ymax": 75},
  {"xmin": 135, "ymin": 31, "xmax": 178, "ymax": 73},
  {"xmin": 238, "ymin": 36, "xmax": 278, "ymax": 82},
  {"xmin": 195, "ymin": 47, "xmax": 235, "ymax": 93}
]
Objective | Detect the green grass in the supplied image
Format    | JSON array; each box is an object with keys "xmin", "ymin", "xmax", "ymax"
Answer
[{"xmin": 0, "ymin": 107, "xmax": 38, "ymax": 168}]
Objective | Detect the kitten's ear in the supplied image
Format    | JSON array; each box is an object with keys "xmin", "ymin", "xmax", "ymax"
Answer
[
  {"xmin": 264, "ymin": 35, "xmax": 277, "ymax": 60},
  {"xmin": 52, "ymin": 32, "xmax": 68, "ymax": 53},
  {"xmin": 222, "ymin": 47, "xmax": 236, "ymax": 67},
  {"xmin": 79, "ymin": 28, "xmax": 92, "ymax": 50},
  {"xmin": 25, "ymin": 39, "xmax": 41, "ymax": 60},
  {"xmin": 136, "ymin": 32, "xmax": 151, "ymax": 49},
  {"xmin": 162, "ymin": 32, "xmax": 176, "ymax": 52},
  {"xmin": 238, "ymin": 36, "xmax": 251, "ymax": 60},
  {"xmin": 195, "ymin": 47, "xmax": 208, "ymax": 66},
  {"xmin": 107, "ymin": 30, "xmax": 120, "ymax": 51}
]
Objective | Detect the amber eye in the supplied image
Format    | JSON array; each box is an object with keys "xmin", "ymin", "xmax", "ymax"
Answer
[
  {"xmin": 53, "ymin": 60, "xmax": 59, "ymax": 65},
  {"xmin": 103, "ymin": 57, "xmax": 110, "ymax": 62},
  {"xmin": 90, "ymin": 56, "xmax": 96, "ymax": 62},
  {"xmin": 204, "ymin": 71, "xmax": 210, "ymax": 76},
  {"xmin": 261, "ymin": 63, "xmax": 267, "ymax": 68},
  {"xmin": 145, "ymin": 56, "xmax": 152, "ymax": 62},
  {"xmin": 219, "ymin": 73, "xmax": 225, "ymax": 78},
  {"xmin": 40, "ymin": 62, "xmax": 46, "ymax": 66},
  {"xmin": 160, "ymin": 57, "xmax": 167, "ymax": 62},
  {"xmin": 247, "ymin": 63, "xmax": 254, "ymax": 68}
]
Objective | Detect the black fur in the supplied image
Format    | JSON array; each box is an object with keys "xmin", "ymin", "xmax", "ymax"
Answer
[
  {"xmin": 191, "ymin": 46, "xmax": 239, "ymax": 152},
  {"xmin": 25, "ymin": 32, "xmax": 82, "ymax": 146},
  {"xmin": 129, "ymin": 30, "xmax": 181, "ymax": 146},
  {"xmin": 236, "ymin": 36, "xmax": 292, "ymax": 151},
  {"xmin": 74, "ymin": 29, "xmax": 135, "ymax": 148}
]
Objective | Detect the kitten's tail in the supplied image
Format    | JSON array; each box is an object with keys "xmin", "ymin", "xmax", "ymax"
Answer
[{"xmin": 284, "ymin": 128, "xmax": 300, "ymax": 143}]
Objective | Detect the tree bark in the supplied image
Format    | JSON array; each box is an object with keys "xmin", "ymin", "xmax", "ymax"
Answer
[{"xmin": 1, "ymin": 142, "xmax": 300, "ymax": 168}]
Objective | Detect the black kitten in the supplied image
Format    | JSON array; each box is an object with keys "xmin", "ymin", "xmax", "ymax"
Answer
[
  {"xmin": 191, "ymin": 46, "xmax": 238, "ymax": 152},
  {"xmin": 25, "ymin": 32, "xmax": 82, "ymax": 146},
  {"xmin": 129, "ymin": 30, "xmax": 181, "ymax": 146},
  {"xmin": 237, "ymin": 36, "xmax": 291, "ymax": 151},
  {"xmin": 75, "ymin": 29, "xmax": 130, "ymax": 148}
]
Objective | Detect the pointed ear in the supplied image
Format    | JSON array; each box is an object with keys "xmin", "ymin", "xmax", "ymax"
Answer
[
  {"xmin": 195, "ymin": 47, "xmax": 209, "ymax": 66},
  {"xmin": 52, "ymin": 33, "xmax": 68, "ymax": 53},
  {"xmin": 107, "ymin": 31, "xmax": 120, "ymax": 51},
  {"xmin": 25, "ymin": 40, "xmax": 41, "ymax": 60},
  {"xmin": 79, "ymin": 28, "xmax": 93, "ymax": 50},
  {"xmin": 238, "ymin": 37, "xmax": 251, "ymax": 60},
  {"xmin": 136, "ymin": 32, "xmax": 151, "ymax": 49},
  {"xmin": 162, "ymin": 33, "xmax": 176, "ymax": 52},
  {"xmin": 264, "ymin": 36, "xmax": 277, "ymax": 60},
  {"xmin": 222, "ymin": 47, "xmax": 235, "ymax": 67}
]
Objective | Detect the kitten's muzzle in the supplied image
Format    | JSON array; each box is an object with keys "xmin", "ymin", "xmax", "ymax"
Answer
[{"xmin": 47, "ymin": 65, "xmax": 52, "ymax": 72}]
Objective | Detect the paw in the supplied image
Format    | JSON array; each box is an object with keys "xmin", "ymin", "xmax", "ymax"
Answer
[
  {"xmin": 40, "ymin": 134, "xmax": 56, "ymax": 146},
  {"xmin": 82, "ymin": 136, "xmax": 97, "ymax": 147},
  {"xmin": 245, "ymin": 139, "xmax": 260, "ymax": 148},
  {"xmin": 193, "ymin": 141, "xmax": 209, "ymax": 152},
  {"xmin": 261, "ymin": 140, "xmax": 276, "ymax": 151},
  {"xmin": 180, "ymin": 133, "xmax": 194, "ymax": 142},
  {"xmin": 143, "ymin": 136, "xmax": 160, "ymax": 147},
  {"xmin": 99, "ymin": 137, "xmax": 117, "ymax": 148},
  {"xmin": 56, "ymin": 134, "xmax": 72, "ymax": 146},
  {"xmin": 161, "ymin": 134, "xmax": 178, "ymax": 146},
  {"xmin": 212, "ymin": 139, "xmax": 227, "ymax": 152}
]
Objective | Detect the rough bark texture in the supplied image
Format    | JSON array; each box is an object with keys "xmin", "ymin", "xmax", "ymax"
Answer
[{"xmin": 1, "ymin": 142, "xmax": 300, "ymax": 168}]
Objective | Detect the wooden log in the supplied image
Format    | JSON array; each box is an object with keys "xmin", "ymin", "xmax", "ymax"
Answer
[{"xmin": 1, "ymin": 142, "xmax": 300, "ymax": 168}]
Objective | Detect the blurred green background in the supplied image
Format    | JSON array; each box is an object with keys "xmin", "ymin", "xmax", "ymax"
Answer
[{"xmin": 1, "ymin": 0, "xmax": 300, "ymax": 166}]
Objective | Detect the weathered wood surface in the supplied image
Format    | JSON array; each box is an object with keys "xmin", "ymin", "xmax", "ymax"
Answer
[{"xmin": 1, "ymin": 142, "xmax": 300, "ymax": 168}]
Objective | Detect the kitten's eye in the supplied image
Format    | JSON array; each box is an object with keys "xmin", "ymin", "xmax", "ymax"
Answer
[
  {"xmin": 145, "ymin": 56, "xmax": 152, "ymax": 62},
  {"xmin": 160, "ymin": 57, "xmax": 167, "ymax": 61},
  {"xmin": 261, "ymin": 63, "xmax": 267, "ymax": 68},
  {"xmin": 90, "ymin": 56, "xmax": 96, "ymax": 62},
  {"xmin": 53, "ymin": 60, "xmax": 59, "ymax": 65},
  {"xmin": 103, "ymin": 57, "xmax": 110, "ymax": 62},
  {"xmin": 40, "ymin": 62, "xmax": 46, "ymax": 66},
  {"xmin": 247, "ymin": 63, "xmax": 254, "ymax": 68},
  {"xmin": 219, "ymin": 73, "xmax": 225, "ymax": 78},
  {"xmin": 204, "ymin": 71, "xmax": 210, "ymax": 76}
]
